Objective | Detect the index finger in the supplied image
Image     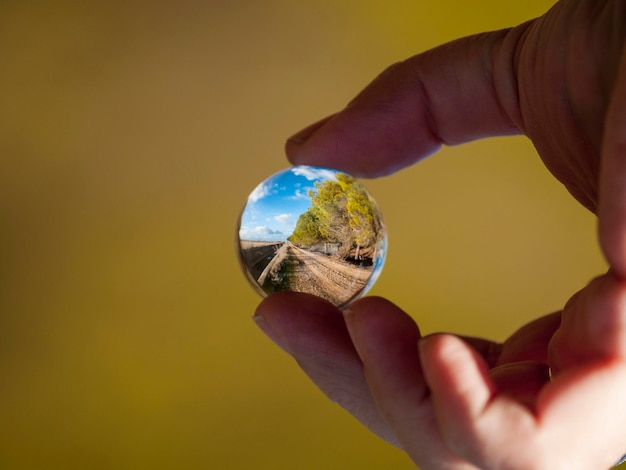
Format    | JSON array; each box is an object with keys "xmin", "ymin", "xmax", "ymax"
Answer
[{"xmin": 286, "ymin": 24, "xmax": 531, "ymax": 178}]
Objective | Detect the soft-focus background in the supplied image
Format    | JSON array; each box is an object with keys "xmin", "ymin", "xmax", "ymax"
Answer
[{"xmin": 0, "ymin": 1, "xmax": 611, "ymax": 469}]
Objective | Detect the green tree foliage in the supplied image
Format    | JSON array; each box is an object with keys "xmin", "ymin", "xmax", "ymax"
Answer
[
  {"xmin": 287, "ymin": 210, "xmax": 321, "ymax": 245},
  {"xmin": 288, "ymin": 173, "xmax": 380, "ymax": 259}
]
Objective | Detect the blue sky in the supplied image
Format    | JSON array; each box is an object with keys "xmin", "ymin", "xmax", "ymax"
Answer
[{"xmin": 239, "ymin": 166, "xmax": 339, "ymax": 242}]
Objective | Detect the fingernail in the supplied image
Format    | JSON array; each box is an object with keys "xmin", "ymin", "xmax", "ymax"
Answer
[
  {"xmin": 287, "ymin": 132, "xmax": 309, "ymax": 145},
  {"xmin": 287, "ymin": 115, "xmax": 334, "ymax": 145},
  {"xmin": 418, "ymin": 335, "xmax": 433, "ymax": 356},
  {"xmin": 417, "ymin": 337, "xmax": 426, "ymax": 355},
  {"xmin": 341, "ymin": 308, "xmax": 358, "ymax": 344},
  {"xmin": 253, "ymin": 314, "xmax": 292, "ymax": 355}
]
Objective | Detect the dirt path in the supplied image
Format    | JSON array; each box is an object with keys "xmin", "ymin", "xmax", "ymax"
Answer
[{"xmin": 260, "ymin": 242, "xmax": 372, "ymax": 305}]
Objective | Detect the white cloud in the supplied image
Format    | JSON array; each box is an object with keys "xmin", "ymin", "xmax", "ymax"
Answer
[
  {"xmin": 288, "ymin": 188, "xmax": 311, "ymax": 200},
  {"xmin": 239, "ymin": 225, "xmax": 284, "ymax": 240},
  {"xmin": 274, "ymin": 213, "xmax": 292, "ymax": 224},
  {"xmin": 248, "ymin": 181, "xmax": 272, "ymax": 203},
  {"xmin": 292, "ymin": 166, "xmax": 337, "ymax": 181}
]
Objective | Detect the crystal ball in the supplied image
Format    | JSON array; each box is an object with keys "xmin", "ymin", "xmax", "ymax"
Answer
[{"xmin": 237, "ymin": 165, "xmax": 387, "ymax": 307}]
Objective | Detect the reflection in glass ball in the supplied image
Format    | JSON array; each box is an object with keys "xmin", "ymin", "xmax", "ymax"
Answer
[{"xmin": 237, "ymin": 165, "xmax": 387, "ymax": 308}]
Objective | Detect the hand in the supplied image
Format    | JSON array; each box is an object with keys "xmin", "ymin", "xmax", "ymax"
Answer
[
  {"xmin": 285, "ymin": 0, "xmax": 626, "ymax": 277},
  {"xmin": 255, "ymin": 274, "xmax": 626, "ymax": 469},
  {"xmin": 254, "ymin": 0, "xmax": 626, "ymax": 468}
]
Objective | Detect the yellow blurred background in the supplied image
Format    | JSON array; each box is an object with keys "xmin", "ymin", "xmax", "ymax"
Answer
[{"xmin": 0, "ymin": 1, "xmax": 610, "ymax": 469}]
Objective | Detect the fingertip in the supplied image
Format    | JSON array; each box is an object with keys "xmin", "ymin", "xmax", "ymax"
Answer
[
  {"xmin": 419, "ymin": 334, "xmax": 495, "ymax": 418},
  {"xmin": 418, "ymin": 333, "xmax": 464, "ymax": 365},
  {"xmin": 586, "ymin": 274, "xmax": 626, "ymax": 359},
  {"xmin": 283, "ymin": 59, "xmax": 443, "ymax": 177},
  {"xmin": 253, "ymin": 292, "xmax": 346, "ymax": 355},
  {"xmin": 343, "ymin": 296, "xmax": 421, "ymax": 351},
  {"xmin": 254, "ymin": 291, "xmax": 345, "ymax": 325},
  {"xmin": 340, "ymin": 296, "xmax": 425, "ymax": 393},
  {"xmin": 284, "ymin": 113, "xmax": 366, "ymax": 175},
  {"xmin": 285, "ymin": 114, "xmax": 336, "ymax": 168},
  {"xmin": 286, "ymin": 114, "xmax": 336, "ymax": 147},
  {"xmin": 418, "ymin": 334, "xmax": 456, "ymax": 385},
  {"xmin": 599, "ymin": 217, "xmax": 626, "ymax": 280}
]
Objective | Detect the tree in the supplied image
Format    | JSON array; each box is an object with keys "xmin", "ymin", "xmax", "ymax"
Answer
[
  {"xmin": 337, "ymin": 173, "xmax": 379, "ymax": 259},
  {"xmin": 288, "ymin": 210, "xmax": 322, "ymax": 245},
  {"xmin": 289, "ymin": 173, "xmax": 381, "ymax": 259}
]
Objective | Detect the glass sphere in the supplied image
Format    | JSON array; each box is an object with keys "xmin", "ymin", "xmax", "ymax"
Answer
[{"xmin": 237, "ymin": 165, "xmax": 387, "ymax": 308}]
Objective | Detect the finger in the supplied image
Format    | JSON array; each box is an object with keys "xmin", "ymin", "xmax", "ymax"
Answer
[
  {"xmin": 253, "ymin": 292, "xmax": 396, "ymax": 444},
  {"xmin": 422, "ymin": 333, "xmax": 626, "ymax": 468},
  {"xmin": 541, "ymin": 273, "xmax": 626, "ymax": 466},
  {"xmin": 419, "ymin": 334, "xmax": 495, "ymax": 440},
  {"xmin": 488, "ymin": 361, "xmax": 550, "ymax": 411},
  {"xmin": 599, "ymin": 46, "xmax": 626, "ymax": 277},
  {"xmin": 549, "ymin": 273, "xmax": 626, "ymax": 376},
  {"xmin": 496, "ymin": 311, "xmax": 561, "ymax": 365},
  {"xmin": 344, "ymin": 297, "xmax": 475, "ymax": 468},
  {"xmin": 419, "ymin": 334, "xmax": 537, "ymax": 468},
  {"xmin": 286, "ymin": 24, "xmax": 532, "ymax": 178},
  {"xmin": 537, "ymin": 361, "xmax": 626, "ymax": 470},
  {"xmin": 459, "ymin": 336, "xmax": 502, "ymax": 368},
  {"xmin": 457, "ymin": 312, "xmax": 561, "ymax": 370}
]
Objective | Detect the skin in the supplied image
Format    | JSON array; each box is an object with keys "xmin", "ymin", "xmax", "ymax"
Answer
[{"xmin": 254, "ymin": 1, "xmax": 626, "ymax": 468}]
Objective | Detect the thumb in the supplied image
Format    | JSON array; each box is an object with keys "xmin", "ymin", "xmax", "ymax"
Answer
[
  {"xmin": 286, "ymin": 25, "xmax": 532, "ymax": 178},
  {"xmin": 599, "ymin": 47, "xmax": 626, "ymax": 277},
  {"xmin": 549, "ymin": 273, "xmax": 626, "ymax": 376}
]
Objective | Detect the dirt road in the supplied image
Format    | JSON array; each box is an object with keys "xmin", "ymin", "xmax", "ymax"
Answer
[{"xmin": 259, "ymin": 242, "xmax": 373, "ymax": 306}]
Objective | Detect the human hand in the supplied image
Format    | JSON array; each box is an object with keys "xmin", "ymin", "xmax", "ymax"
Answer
[
  {"xmin": 254, "ymin": 0, "xmax": 626, "ymax": 468},
  {"xmin": 255, "ymin": 273, "xmax": 626, "ymax": 469},
  {"xmin": 285, "ymin": 0, "xmax": 626, "ymax": 277}
]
